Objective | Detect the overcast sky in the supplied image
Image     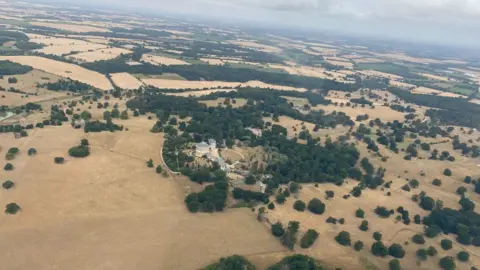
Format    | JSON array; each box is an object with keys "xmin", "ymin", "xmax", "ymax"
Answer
[{"xmin": 31, "ymin": 0, "xmax": 480, "ymax": 47}]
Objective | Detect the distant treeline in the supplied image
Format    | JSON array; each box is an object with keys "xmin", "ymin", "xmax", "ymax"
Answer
[
  {"xmin": 83, "ymin": 59, "xmax": 359, "ymax": 91},
  {"xmin": 37, "ymin": 79, "xmax": 93, "ymax": 93},
  {"xmin": 0, "ymin": 60, "xmax": 32, "ymax": 75},
  {"xmin": 388, "ymin": 87, "xmax": 480, "ymax": 128}
]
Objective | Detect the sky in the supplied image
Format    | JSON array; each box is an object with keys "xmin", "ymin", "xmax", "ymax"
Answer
[{"xmin": 31, "ymin": 0, "xmax": 480, "ymax": 47}]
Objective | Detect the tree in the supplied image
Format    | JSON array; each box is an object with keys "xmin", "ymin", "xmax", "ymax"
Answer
[
  {"xmin": 456, "ymin": 186, "xmax": 467, "ymax": 196},
  {"xmin": 356, "ymin": 208, "xmax": 365, "ymax": 218},
  {"xmin": 267, "ymin": 254, "xmax": 324, "ymax": 270},
  {"xmin": 325, "ymin": 190, "xmax": 334, "ymax": 199},
  {"xmin": 373, "ymin": 232, "xmax": 382, "ymax": 241},
  {"xmin": 388, "ymin": 259, "xmax": 401, "ymax": 270},
  {"xmin": 416, "ymin": 249, "xmax": 428, "ymax": 261},
  {"xmin": 268, "ymin": 202, "xmax": 275, "ymax": 210},
  {"xmin": 293, "ymin": 200, "xmax": 306, "ymax": 212},
  {"xmin": 457, "ymin": 251, "xmax": 469, "ymax": 262},
  {"xmin": 289, "ymin": 182, "xmax": 300, "ymax": 193},
  {"xmin": 120, "ymin": 110, "xmax": 129, "ymax": 120},
  {"xmin": 307, "ymin": 198, "xmax": 325, "ymax": 215},
  {"xmin": 275, "ymin": 194, "xmax": 286, "ymax": 204},
  {"xmin": 375, "ymin": 206, "xmax": 392, "ymax": 218},
  {"xmin": 2, "ymin": 180, "xmax": 14, "ymax": 190},
  {"xmin": 335, "ymin": 231, "xmax": 351, "ymax": 246},
  {"xmin": 80, "ymin": 138, "xmax": 89, "ymax": 146},
  {"xmin": 414, "ymin": 214, "xmax": 422, "ymax": 224},
  {"xmin": 388, "ymin": 243, "xmax": 405, "ymax": 258},
  {"xmin": 54, "ymin": 157, "xmax": 65, "ymax": 164},
  {"xmin": 300, "ymin": 229, "xmax": 319, "ymax": 248},
  {"xmin": 443, "ymin": 168, "xmax": 452, "ymax": 176},
  {"xmin": 419, "ymin": 196, "xmax": 435, "ymax": 211},
  {"xmin": 425, "ymin": 225, "xmax": 442, "ymax": 238},
  {"xmin": 439, "ymin": 256, "xmax": 455, "ymax": 270},
  {"xmin": 28, "ymin": 148, "xmax": 37, "ymax": 156},
  {"xmin": 432, "ymin": 179, "xmax": 442, "ymax": 186},
  {"xmin": 412, "ymin": 234, "xmax": 425, "ymax": 244},
  {"xmin": 204, "ymin": 255, "xmax": 255, "ymax": 270},
  {"xmin": 245, "ymin": 175, "xmax": 256, "ymax": 185},
  {"xmin": 146, "ymin": 159, "xmax": 154, "ymax": 168},
  {"xmin": 359, "ymin": 220, "xmax": 369, "ymax": 231},
  {"xmin": 440, "ymin": 239, "xmax": 452, "ymax": 250},
  {"xmin": 371, "ymin": 241, "xmax": 388, "ymax": 257},
  {"xmin": 427, "ymin": 246, "xmax": 437, "ymax": 257},
  {"xmin": 354, "ymin": 240, "xmax": 364, "ymax": 251},
  {"xmin": 409, "ymin": 179, "xmax": 419, "ymax": 188},
  {"xmin": 68, "ymin": 145, "xmax": 90, "ymax": 157},
  {"xmin": 5, "ymin": 202, "xmax": 20, "ymax": 214},
  {"xmin": 156, "ymin": 165, "xmax": 163, "ymax": 174},
  {"xmin": 459, "ymin": 197, "xmax": 475, "ymax": 211},
  {"xmin": 271, "ymin": 222, "xmax": 285, "ymax": 237},
  {"xmin": 4, "ymin": 163, "xmax": 13, "ymax": 171}
]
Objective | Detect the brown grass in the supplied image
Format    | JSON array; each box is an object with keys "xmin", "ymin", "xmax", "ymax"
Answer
[
  {"xmin": 110, "ymin": 73, "xmax": 143, "ymax": 89},
  {"xmin": 141, "ymin": 54, "xmax": 190, "ymax": 66},
  {"xmin": 0, "ymin": 56, "xmax": 113, "ymax": 90},
  {"xmin": 411, "ymin": 87, "xmax": 465, "ymax": 98},
  {"xmin": 165, "ymin": 89, "xmax": 237, "ymax": 97},
  {"xmin": 229, "ymin": 40, "xmax": 282, "ymax": 53},
  {"xmin": 67, "ymin": 47, "xmax": 132, "ymax": 62},
  {"xmin": 419, "ymin": 73, "xmax": 453, "ymax": 82},
  {"xmin": 30, "ymin": 21, "xmax": 111, "ymax": 33},
  {"xmin": 199, "ymin": 98, "xmax": 247, "ymax": 108}
]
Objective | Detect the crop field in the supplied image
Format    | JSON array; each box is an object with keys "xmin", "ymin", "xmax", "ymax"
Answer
[
  {"xmin": 419, "ymin": 73, "xmax": 453, "ymax": 82},
  {"xmin": 30, "ymin": 21, "xmax": 111, "ymax": 33},
  {"xmin": 67, "ymin": 47, "xmax": 132, "ymax": 62},
  {"xmin": 229, "ymin": 40, "xmax": 282, "ymax": 53},
  {"xmin": 110, "ymin": 72, "xmax": 144, "ymax": 89},
  {"xmin": 411, "ymin": 87, "xmax": 466, "ymax": 98},
  {"xmin": 0, "ymin": 56, "xmax": 113, "ymax": 90},
  {"xmin": 141, "ymin": 54, "xmax": 191, "ymax": 66}
]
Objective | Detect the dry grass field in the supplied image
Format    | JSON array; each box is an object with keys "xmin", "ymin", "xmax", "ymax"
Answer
[
  {"xmin": 67, "ymin": 47, "xmax": 132, "ymax": 62},
  {"xmin": 419, "ymin": 73, "xmax": 453, "ymax": 82},
  {"xmin": 30, "ymin": 21, "xmax": 111, "ymax": 33},
  {"xmin": 0, "ymin": 56, "xmax": 113, "ymax": 90},
  {"xmin": 110, "ymin": 73, "xmax": 144, "ymax": 89},
  {"xmin": 389, "ymin": 80, "xmax": 416, "ymax": 89},
  {"xmin": 229, "ymin": 40, "xmax": 282, "ymax": 53},
  {"xmin": 199, "ymin": 98, "xmax": 248, "ymax": 108},
  {"xmin": 141, "ymin": 79, "xmax": 307, "ymax": 92},
  {"xmin": 200, "ymin": 58, "xmax": 224, "ymax": 65},
  {"xmin": 141, "ymin": 54, "xmax": 190, "ymax": 66},
  {"xmin": 411, "ymin": 87, "xmax": 466, "ymax": 98},
  {"xmin": 0, "ymin": 124, "xmax": 284, "ymax": 270}
]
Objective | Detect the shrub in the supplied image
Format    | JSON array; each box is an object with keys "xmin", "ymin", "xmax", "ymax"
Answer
[
  {"xmin": 388, "ymin": 243, "xmax": 405, "ymax": 258},
  {"xmin": 375, "ymin": 206, "xmax": 392, "ymax": 218},
  {"xmin": 456, "ymin": 186, "xmax": 467, "ymax": 196},
  {"xmin": 416, "ymin": 249, "xmax": 428, "ymax": 260},
  {"xmin": 5, "ymin": 203, "xmax": 20, "ymax": 214},
  {"xmin": 373, "ymin": 231, "xmax": 382, "ymax": 241},
  {"xmin": 401, "ymin": 184, "xmax": 411, "ymax": 192},
  {"xmin": 414, "ymin": 214, "xmax": 422, "ymax": 224},
  {"xmin": 464, "ymin": 176, "xmax": 472, "ymax": 184},
  {"xmin": 271, "ymin": 222, "xmax": 285, "ymax": 237},
  {"xmin": 28, "ymin": 148, "xmax": 37, "ymax": 156},
  {"xmin": 457, "ymin": 251, "xmax": 469, "ymax": 262},
  {"xmin": 5, "ymin": 152, "xmax": 15, "ymax": 160},
  {"xmin": 68, "ymin": 145, "xmax": 90, "ymax": 157},
  {"xmin": 443, "ymin": 168, "xmax": 452, "ymax": 176},
  {"xmin": 7, "ymin": 147, "xmax": 19, "ymax": 154},
  {"xmin": 307, "ymin": 198, "xmax": 325, "ymax": 215},
  {"xmin": 409, "ymin": 179, "xmax": 419, "ymax": 188},
  {"xmin": 355, "ymin": 208, "xmax": 365, "ymax": 218},
  {"xmin": 432, "ymin": 179, "xmax": 442, "ymax": 186},
  {"xmin": 4, "ymin": 163, "xmax": 13, "ymax": 171},
  {"xmin": 300, "ymin": 229, "xmax": 319, "ymax": 249},
  {"xmin": 371, "ymin": 241, "xmax": 388, "ymax": 257},
  {"xmin": 359, "ymin": 220, "xmax": 369, "ymax": 231},
  {"xmin": 2, "ymin": 180, "xmax": 14, "ymax": 189},
  {"xmin": 293, "ymin": 200, "xmax": 306, "ymax": 212},
  {"xmin": 440, "ymin": 239, "xmax": 452, "ymax": 250},
  {"xmin": 54, "ymin": 157, "xmax": 65, "ymax": 164},
  {"xmin": 389, "ymin": 259, "xmax": 401, "ymax": 270},
  {"xmin": 439, "ymin": 256, "xmax": 455, "ymax": 270},
  {"xmin": 354, "ymin": 240, "xmax": 364, "ymax": 251},
  {"xmin": 268, "ymin": 202, "xmax": 275, "ymax": 210},
  {"xmin": 335, "ymin": 231, "xmax": 351, "ymax": 246},
  {"xmin": 156, "ymin": 165, "xmax": 163, "ymax": 174},
  {"xmin": 146, "ymin": 158, "xmax": 154, "ymax": 168},
  {"xmin": 412, "ymin": 234, "xmax": 425, "ymax": 244}
]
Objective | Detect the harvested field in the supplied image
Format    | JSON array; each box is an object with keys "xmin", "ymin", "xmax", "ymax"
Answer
[
  {"xmin": 67, "ymin": 47, "xmax": 132, "ymax": 62},
  {"xmin": 0, "ymin": 56, "xmax": 112, "ymax": 90},
  {"xmin": 141, "ymin": 79, "xmax": 307, "ymax": 92},
  {"xmin": 199, "ymin": 98, "xmax": 247, "ymax": 108},
  {"xmin": 411, "ymin": 87, "xmax": 465, "ymax": 98},
  {"xmin": 353, "ymin": 58, "xmax": 385, "ymax": 63},
  {"xmin": 360, "ymin": 70, "xmax": 403, "ymax": 80},
  {"xmin": 375, "ymin": 53, "xmax": 440, "ymax": 64},
  {"xmin": 110, "ymin": 73, "xmax": 143, "ymax": 89},
  {"xmin": 37, "ymin": 43, "xmax": 107, "ymax": 56},
  {"xmin": 0, "ymin": 124, "xmax": 284, "ymax": 270},
  {"xmin": 165, "ymin": 89, "xmax": 237, "ymax": 97},
  {"xmin": 141, "ymin": 54, "xmax": 190, "ymax": 66},
  {"xmin": 419, "ymin": 73, "xmax": 453, "ymax": 82},
  {"xmin": 0, "ymin": 69, "xmax": 61, "ymax": 94},
  {"xmin": 200, "ymin": 58, "xmax": 224, "ymax": 65},
  {"xmin": 309, "ymin": 46, "xmax": 338, "ymax": 55},
  {"xmin": 229, "ymin": 40, "xmax": 282, "ymax": 53},
  {"xmin": 268, "ymin": 65, "xmax": 353, "ymax": 83},
  {"xmin": 389, "ymin": 80, "xmax": 416, "ymax": 89},
  {"xmin": 30, "ymin": 21, "xmax": 111, "ymax": 33}
]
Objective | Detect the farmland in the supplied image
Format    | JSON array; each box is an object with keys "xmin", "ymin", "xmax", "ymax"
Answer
[{"xmin": 0, "ymin": 2, "xmax": 479, "ymax": 270}]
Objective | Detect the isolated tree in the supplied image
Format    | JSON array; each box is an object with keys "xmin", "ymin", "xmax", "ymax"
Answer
[
  {"xmin": 54, "ymin": 157, "xmax": 65, "ymax": 164},
  {"xmin": 271, "ymin": 222, "xmax": 285, "ymax": 237},
  {"xmin": 427, "ymin": 246, "xmax": 438, "ymax": 257},
  {"xmin": 439, "ymin": 256, "xmax": 455, "ymax": 270},
  {"xmin": 293, "ymin": 200, "xmax": 306, "ymax": 212},
  {"xmin": 359, "ymin": 220, "xmax": 369, "ymax": 231},
  {"xmin": 373, "ymin": 232, "xmax": 382, "ymax": 241},
  {"xmin": 80, "ymin": 138, "xmax": 89, "ymax": 146},
  {"xmin": 307, "ymin": 198, "xmax": 325, "ymax": 215},
  {"xmin": 146, "ymin": 159, "xmax": 154, "ymax": 168},
  {"xmin": 2, "ymin": 180, "xmax": 14, "ymax": 190},
  {"xmin": 28, "ymin": 148, "xmax": 37, "ymax": 156},
  {"xmin": 412, "ymin": 234, "xmax": 425, "ymax": 244},
  {"xmin": 300, "ymin": 229, "xmax": 319, "ymax": 249},
  {"xmin": 456, "ymin": 186, "xmax": 467, "ymax": 196},
  {"xmin": 416, "ymin": 249, "xmax": 428, "ymax": 261},
  {"xmin": 3, "ymin": 163, "xmax": 13, "ymax": 171},
  {"xmin": 432, "ymin": 179, "xmax": 442, "ymax": 186},
  {"xmin": 457, "ymin": 251, "xmax": 469, "ymax": 262},
  {"xmin": 443, "ymin": 168, "xmax": 452, "ymax": 176},
  {"xmin": 268, "ymin": 202, "xmax": 275, "ymax": 210},
  {"xmin": 354, "ymin": 240, "xmax": 364, "ymax": 251},
  {"xmin": 388, "ymin": 259, "xmax": 401, "ymax": 270},
  {"xmin": 356, "ymin": 208, "xmax": 365, "ymax": 218},
  {"xmin": 371, "ymin": 241, "xmax": 388, "ymax": 257},
  {"xmin": 335, "ymin": 231, "xmax": 351, "ymax": 246},
  {"xmin": 441, "ymin": 239, "xmax": 452, "ymax": 250},
  {"xmin": 388, "ymin": 243, "xmax": 405, "ymax": 258},
  {"xmin": 275, "ymin": 193, "xmax": 286, "ymax": 204},
  {"xmin": 156, "ymin": 165, "xmax": 163, "ymax": 174},
  {"xmin": 120, "ymin": 110, "xmax": 129, "ymax": 120},
  {"xmin": 5, "ymin": 203, "xmax": 20, "ymax": 214}
]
